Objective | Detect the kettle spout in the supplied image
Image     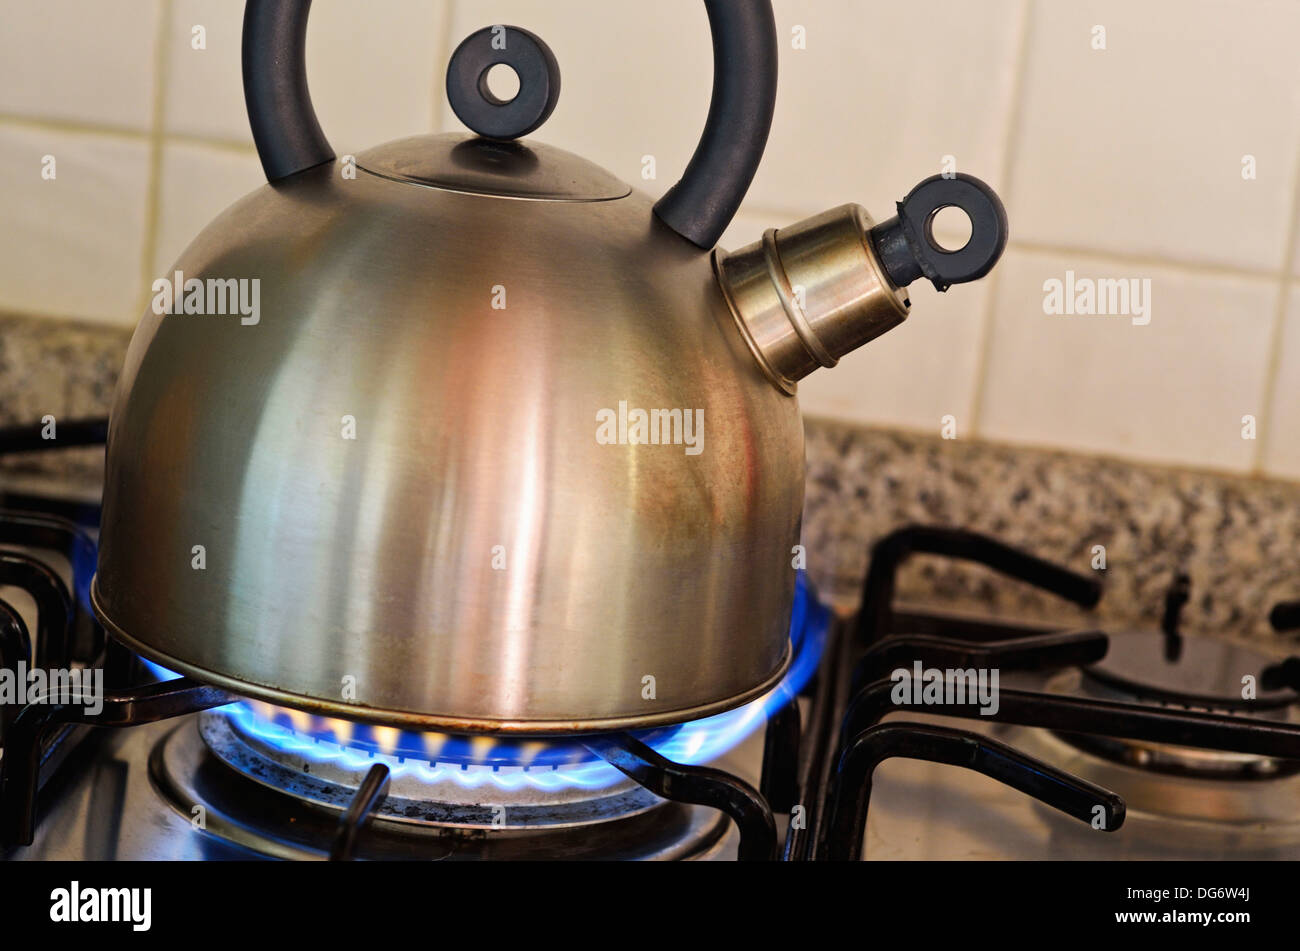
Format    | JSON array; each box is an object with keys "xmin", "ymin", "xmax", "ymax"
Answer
[{"xmin": 713, "ymin": 173, "xmax": 1007, "ymax": 394}]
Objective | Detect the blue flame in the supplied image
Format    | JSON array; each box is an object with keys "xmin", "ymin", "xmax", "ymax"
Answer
[
  {"xmin": 221, "ymin": 699, "xmax": 627, "ymax": 791},
  {"xmin": 148, "ymin": 573, "xmax": 830, "ymax": 793},
  {"xmin": 652, "ymin": 572, "xmax": 828, "ymax": 767},
  {"xmin": 72, "ymin": 538, "xmax": 97, "ymax": 617},
  {"xmin": 140, "ymin": 656, "xmax": 184, "ymax": 682}
]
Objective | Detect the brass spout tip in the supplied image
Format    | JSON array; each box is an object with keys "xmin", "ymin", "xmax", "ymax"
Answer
[{"xmin": 713, "ymin": 204, "xmax": 910, "ymax": 393}]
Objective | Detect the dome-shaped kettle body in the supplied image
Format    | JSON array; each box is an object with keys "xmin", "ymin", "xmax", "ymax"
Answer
[{"xmin": 92, "ymin": 136, "xmax": 806, "ymax": 732}]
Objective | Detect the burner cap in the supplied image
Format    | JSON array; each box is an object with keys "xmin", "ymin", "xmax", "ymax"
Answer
[
  {"xmin": 1084, "ymin": 631, "xmax": 1297, "ymax": 712},
  {"xmin": 1049, "ymin": 632, "xmax": 1300, "ymax": 781},
  {"xmin": 155, "ymin": 719, "xmax": 730, "ymax": 860}
]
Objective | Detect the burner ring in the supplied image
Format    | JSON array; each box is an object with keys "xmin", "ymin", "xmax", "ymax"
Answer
[
  {"xmin": 1045, "ymin": 666, "xmax": 1300, "ymax": 781},
  {"xmin": 200, "ymin": 710, "xmax": 660, "ymax": 829},
  {"xmin": 1082, "ymin": 631, "xmax": 1299, "ymax": 713},
  {"xmin": 151, "ymin": 719, "xmax": 732, "ymax": 860}
]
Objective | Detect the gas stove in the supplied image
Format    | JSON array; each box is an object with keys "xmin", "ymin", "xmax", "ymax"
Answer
[{"xmin": 3, "ymin": 418, "xmax": 1300, "ymax": 863}]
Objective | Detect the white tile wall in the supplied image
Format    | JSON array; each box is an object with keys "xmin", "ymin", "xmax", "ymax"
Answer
[
  {"xmin": 0, "ymin": 124, "xmax": 151, "ymax": 323},
  {"xmin": 164, "ymin": 0, "xmax": 447, "ymax": 152},
  {"xmin": 2, "ymin": 0, "xmax": 1300, "ymax": 481},
  {"xmin": 1264, "ymin": 287, "xmax": 1300, "ymax": 479},
  {"xmin": 152, "ymin": 141, "xmax": 264, "ymax": 275},
  {"xmin": 162, "ymin": 0, "xmax": 254, "ymax": 142},
  {"xmin": 752, "ymin": 0, "xmax": 1026, "ymax": 219},
  {"xmin": 1009, "ymin": 0, "xmax": 1300, "ymax": 273},
  {"xmin": 0, "ymin": 0, "xmax": 163, "ymax": 131},
  {"xmin": 979, "ymin": 249, "xmax": 1279, "ymax": 471},
  {"xmin": 303, "ymin": 0, "xmax": 447, "ymax": 154}
]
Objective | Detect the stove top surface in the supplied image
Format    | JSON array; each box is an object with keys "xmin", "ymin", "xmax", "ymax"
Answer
[{"xmin": 14, "ymin": 676, "xmax": 1300, "ymax": 862}]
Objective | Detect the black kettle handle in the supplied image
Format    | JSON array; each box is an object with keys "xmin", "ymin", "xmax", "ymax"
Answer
[
  {"xmin": 654, "ymin": 1, "xmax": 778, "ymax": 247},
  {"xmin": 242, "ymin": 0, "xmax": 777, "ymax": 249}
]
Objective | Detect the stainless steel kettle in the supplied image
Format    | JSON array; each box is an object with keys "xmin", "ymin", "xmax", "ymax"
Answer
[{"xmin": 92, "ymin": 0, "xmax": 1007, "ymax": 734}]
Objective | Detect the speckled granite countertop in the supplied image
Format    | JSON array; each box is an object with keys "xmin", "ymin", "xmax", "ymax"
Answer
[
  {"xmin": 0, "ymin": 313, "xmax": 125, "ymax": 488},
  {"xmin": 802, "ymin": 420, "xmax": 1300, "ymax": 644},
  {"xmin": 3, "ymin": 312, "xmax": 1299, "ymax": 647}
]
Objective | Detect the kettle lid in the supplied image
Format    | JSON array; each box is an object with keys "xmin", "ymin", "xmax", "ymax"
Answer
[{"xmin": 355, "ymin": 133, "xmax": 631, "ymax": 203}]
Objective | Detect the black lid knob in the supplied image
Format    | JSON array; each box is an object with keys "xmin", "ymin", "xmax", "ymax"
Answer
[{"xmin": 445, "ymin": 26, "xmax": 561, "ymax": 141}]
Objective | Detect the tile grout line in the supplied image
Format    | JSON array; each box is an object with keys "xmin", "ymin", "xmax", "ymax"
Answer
[
  {"xmin": 0, "ymin": 112, "xmax": 257, "ymax": 156},
  {"xmin": 1003, "ymin": 238, "xmax": 1291, "ymax": 283},
  {"xmin": 158, "ymin": 132, "xmax": 256, "ymax": 155},
  {"xmin": 1251, "ymin": 141, "xmax": 1300, "ymax": 475},
  {"xmin": 966, "ymin": 0, "xmax": 1035, "ymax": 440},
  {"xmin": 0, "ymin": 112, "xmax": 152, "ymax": 143},
  {"xmin": 132, "ymin": 0, "xmax": 174, "ymax": 322},
  {"xmin": 0, "ymin": 114, "xmax": 1289, "ymax": 276}
]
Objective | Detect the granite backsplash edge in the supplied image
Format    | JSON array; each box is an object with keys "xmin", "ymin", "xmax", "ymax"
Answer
[
  {"xmin": 0, "ymin": 313, "xmax": 127, "ymax": 485},
  {"xmin": 803, "ymin": 421, "xmax": 1300, "ymax": 645},
  {"xmin": 3, "ymin": 312, "xmax": 1299, "ymax": 646}
]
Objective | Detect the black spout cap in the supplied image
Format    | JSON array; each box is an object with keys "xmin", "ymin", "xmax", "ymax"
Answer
[{"xmin": 869, "ymin": 173, "xmax": 1008, "ymax": 292}]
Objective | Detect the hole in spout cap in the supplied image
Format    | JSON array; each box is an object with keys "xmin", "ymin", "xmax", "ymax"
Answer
[{"xmin": 926, "ymin": 205, "xmax": 973, "ymax": 253}]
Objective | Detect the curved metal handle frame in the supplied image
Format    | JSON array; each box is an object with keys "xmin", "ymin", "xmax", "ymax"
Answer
[
  {"xmin": 1271, "ymin": 599, "xmax": 1300, "ymax": 633},
  {"xmin": 850, "ymin": 628, "xmax": 1110, "ymax": 694},
  {"xmin": 241, "ymin": 0, "xmax": 778, "ymax": 248},
  {"xmin": 584, "ymin": 732, "xmax": 778, "ymax": 861},
  {"xmin": 823, "ymin": 722, "xmax": 1125, "ymax": 861},
  {"xmin": 855, "ymin": 525, "xmax": 1104, "ymax": 644},
  {"xmin": 842, "ymin": 674, "xmax": 1300, "ymax": 763},
  {"xmin": 0, "ymin": 553, "xmax": 73, "ymax": 671},
  {"xmin": 0, "ymin": 677, "xmax": 237, "ymax": 846}
]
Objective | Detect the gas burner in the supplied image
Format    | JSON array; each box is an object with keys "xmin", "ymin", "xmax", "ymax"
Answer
[
  {"xmin": 200, "ymin": 703, "xmax": 669, "ymax": 828},
  {"xmin": 1, "ymin": 557, "xmax": 827, "ymax": 859},
  {"xmin": 1047, "ymin": 632, "xmax": 1300, "ymax": 780},
  {"xmin": 1014, "ymin": 721, "xmax": 1300, "ymax": 841},
  {"xmin": 1083, "ymin": 630, "xmax": 1298, "ymax": 713},
  {"xmin": 151, "ymin": 718, "xmax": 732, "ymax": 860},
  {"xmin": 126, "ymin": 612, "xmax": 830, "ymax": 859}
]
